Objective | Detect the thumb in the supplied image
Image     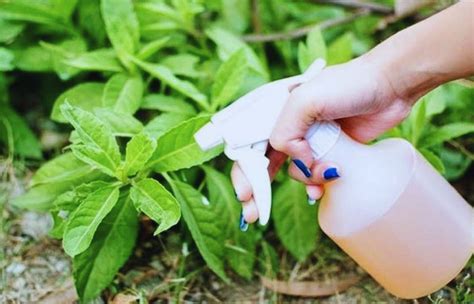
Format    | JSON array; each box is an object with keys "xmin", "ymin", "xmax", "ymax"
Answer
[{"xmin": 269, "ymin": 82, "xmax": 325, "ymax": 175}]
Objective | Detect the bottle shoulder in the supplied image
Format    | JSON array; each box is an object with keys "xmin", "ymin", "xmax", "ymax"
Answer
[{"xmin": 318, "ymin": 136, "xmax": 417, "ymax": 237}]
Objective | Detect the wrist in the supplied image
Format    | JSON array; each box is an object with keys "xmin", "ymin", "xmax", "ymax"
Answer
[
  {"xmin": 357, "ymin": 51, "xmax": 409, "ymax": 107},
  {"xmin": 362, "ymin": 29, "xmax": 442, "ymax": 106}
]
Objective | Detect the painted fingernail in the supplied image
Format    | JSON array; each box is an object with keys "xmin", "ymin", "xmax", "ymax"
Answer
[
  {"xmin": 293, "ymin": 159, "xmax": 312, "ymax": 178},
  {"xmin": 323, "ymin": 167, "xmax": 340, "ymax": 181},
  {"xmin": 307, "ymin": 196, "xmax": 316, "ymax": 205},
  {"xmin": 239, "ymin": 213, "xmax": 248, "ymax": 232}
]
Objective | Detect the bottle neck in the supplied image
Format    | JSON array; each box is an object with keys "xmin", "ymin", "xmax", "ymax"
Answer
[{"xmin": 305, "ymin": 121, "xmax": 367, "ymax": 162}]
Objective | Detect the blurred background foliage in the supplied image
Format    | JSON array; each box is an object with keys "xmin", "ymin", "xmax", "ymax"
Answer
[{"xmin": 1, "ymin": 0, "xmax": 472, "ymax": 302}]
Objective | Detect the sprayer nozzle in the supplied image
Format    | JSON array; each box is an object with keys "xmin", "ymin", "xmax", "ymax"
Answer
[{"xmin": 194, "ymin": 122, "xmax": 224, "ymax": 151}]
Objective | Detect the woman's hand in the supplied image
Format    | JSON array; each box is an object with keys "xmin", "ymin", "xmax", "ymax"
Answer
[{"xmin": 232, "ymin": 56, "xmax": 412, "ymax": 225}]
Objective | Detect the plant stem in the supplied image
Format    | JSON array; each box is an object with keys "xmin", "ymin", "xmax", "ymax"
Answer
[
  {"xmin": 243, "ymin": 9, "xmax": 370, "ymax": 43},
  {"xmin": 311, "ymin": 0, "xmax": 393, "ymax": 14}
]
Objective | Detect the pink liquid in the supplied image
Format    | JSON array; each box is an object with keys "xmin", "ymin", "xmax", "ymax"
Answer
[{"xmin": 313, "ymin": 132, "xmax": 473, "ymax": 298}]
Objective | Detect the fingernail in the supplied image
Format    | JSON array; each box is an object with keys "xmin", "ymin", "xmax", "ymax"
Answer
[
  {"xmin": 293, "ymin": 159, "xmax": 312, "ymax": 178},
  {"xmin": 239, "ymin": 213, "xmax": 248, "ymax": 232},
  {"xmin": 323, "ymin": 167, "xmax": 340, "ymax": 181},
  {"xmin": 307, "ymin": 195, "xmax": 316, "ymax": 205}
]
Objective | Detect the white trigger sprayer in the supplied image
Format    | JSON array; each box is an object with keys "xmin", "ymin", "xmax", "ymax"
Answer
[{"xmin": 194, "ymin": 59, "xmax": 327, "ymax": 225}]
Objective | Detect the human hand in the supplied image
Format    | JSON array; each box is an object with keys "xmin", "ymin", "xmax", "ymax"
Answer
[{"xmin": 232, "ymin": 56, "xmax": 412, "ymax": 226}]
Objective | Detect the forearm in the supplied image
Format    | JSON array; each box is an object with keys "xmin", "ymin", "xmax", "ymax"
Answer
[{"xmin": 364, "ymin": 1, "xmax": 474, "ymax": 103}]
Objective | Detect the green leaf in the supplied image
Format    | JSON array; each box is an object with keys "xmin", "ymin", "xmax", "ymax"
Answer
[
  {"xmin": 60, "ymin": 103, "xmax": 121, "ymax": 177},
  {"xmin": 273, "ymin": 178, "xmax": 320, "ymax": 262},
  {"xmin": 132, "ymin": 58, "xmax": 208, "ymax": 107},
  {"xmin": 31, "ymin": 152, "xmax": 94, "ymax": 187},
  {"xmin": 144, "ymin": 113, "xmax": 192, "ymax": 140},
  {"xmin": 141, "ymin": 94, "xmax": 196, "ymax": 115},
  {"xmin": 51, "ymin": 82, "xmax": 105, "ymax": 123},
  {"xmin": 0, "ymin": 106, "xmax": 42, "ymax": 159},
  {"xmin": 410, "ymin": 98, "xmax": 427, "ymax": 146},
  {"xmin": 102, "ymin": 73, "xmax": 144, "ymax": 115},
  {"xmin": 71, "ymin": 145, "xmax": 118, "ymax": 178},
  {"xmin": 0, "ymin": 47, "xmax": 14, "ymax": 71},
  {"xmin": 52, "ymin": 181, "xmax": 113, "ymax": 212},
  {"xmin": 94, "ymin": 109, "xmax": 144, "ymax": 137},
  {"xmin": 124, "ymin": 133, "xmax": 156, "ymax": 176},
  {"xmin": 0, "ymin": 19, "xmax": 24, "ymax": 43},
  {"xmin": 425, "ymin": 86, "xmax": 447, "ymax": 118},
  {"xmin": 49, "ymin": 212, "xmax": 67, "ymax": 239},
  {"xmin": 12, "ymin": 172, "xmax": 106, "ymax": 211},
  {"xmin": 137, "ymin": 37, "xmax": 170, "ymax": 60},
  {"xmin": 220, "ymin": 0, "xmax": 250, "ymax": 33},
  {"xmin": 73, "ymin": 190, "xmax": 138, "ymax": 302},
  {"xmin": 146, "ymin": 116, "xmax": 223, "ymax": 172},
  {"xmin": 439, "ymin": 148, "xmax": 471, "ymax": 181},
  {"xmin": 203, "ymin": 166, "xmax": 257, "ymax": 279},
  {"xmin": 48, "ymin": 0, "xmax": 79, "ymax": 19},
  {"xmin": 169, "ymin": 179, "xmax": 228, "ymax": 282},
  {"xmin": 259, "ymin": 241, "xmax": 279, "ymax": 278},
  {"xmin": 211, "ymin": 49, "xmax": 248, "ymax": 109},
  {"xmin": 298, "ymin": 26, "xmax": 326, "ymax": 72},
  {"xmin": 130, "ymin": 178, "xmax": 180, "ymax": 234},
  {"xmin": 205, "ymin": 27, "xmax": 268, "ymax": 80},
  {"xmin": 64, "ymin": 49, "xmax": 123, "ymax": 72},
  {"xmin": 161, "ymin": 54, "xmax": 201, "ymax": 78},
  {"xmin": 40, "ymin": 39, "xmax": 87, "ymax": 80},
  {"xmin": 0, "ymin": 0, "xmax": 71, "ymax": 31},
  {"xmin": 13, "ymin": 46, "xmax": 53, "ymax": 72},
  {"xmin": 12, "ymin": 183, "xmax": 76, "ymax": 212},
  {"xmin": 77, "ymin": 0, "xmax": 106, "ymax": 45},
  {"xmin": 101, "ymin": 0, "xmax": 139, "ymax": 69},
  {"xmin": 63, "ymin": 184, "xmax": 120, "ymax": 257},
  {"xmin": 327, "ymin": 32, "xmax": 353, "ymax": 65},
  {"xmin": 419, "ymin": 148, "xmax": 445, "ymax": 174},
  {"xmin": 419, "ymin": 122, "xmax": 474, "ymax": 148}
]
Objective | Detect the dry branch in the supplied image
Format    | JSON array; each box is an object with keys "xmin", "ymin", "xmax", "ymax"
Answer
[
  {"xmin": 260, "ymin": 275, "xmax": 361, "ymax": 297},
  {"xmin": 312, "ymin": 0, "xmax": 393, "ymax": 14},
  {"xmin": 243, "ymin": 9, "xmax": 370, "ymax": 43}
]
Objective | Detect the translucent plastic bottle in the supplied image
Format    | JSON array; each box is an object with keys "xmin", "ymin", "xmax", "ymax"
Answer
[{"xmin": 306, "ymin": 122, "xmax": 473, "ymax": 299}]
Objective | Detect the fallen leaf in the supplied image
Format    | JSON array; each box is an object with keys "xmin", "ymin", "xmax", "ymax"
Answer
[
  {"xmin": 39, "ymin": 278, "xmax": 78, "ymax": 304},
  {"xmin": 111, "ymin": 293, "xmax": 139, "ymax": 304},
  {"xmin": 260, "ymin": 275, "xmax": 361, "ymax": 297}
]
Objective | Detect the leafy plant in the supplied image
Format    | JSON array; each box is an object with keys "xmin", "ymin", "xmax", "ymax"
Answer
[
  {"xmin": 384, "ymin": 83, "xmax": 474, "ymax": 178},
  {"xmin": 1, "ymin": 0, "xmax": 472, "ymax": 302}
]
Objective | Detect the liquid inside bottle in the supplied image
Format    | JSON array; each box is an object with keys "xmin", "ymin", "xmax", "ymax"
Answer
[{"xmin": 307, "ymin": 123, "xmax": 473, "ymax": 299}]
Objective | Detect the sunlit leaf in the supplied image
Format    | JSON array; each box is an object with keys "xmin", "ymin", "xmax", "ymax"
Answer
[
  {"xmin": 146, "ymin": 116, "xmax": 223, "ymax": 172},
  {"xmin": 130, "ymin": 178, "xmax": 180, "ymax": 234}
]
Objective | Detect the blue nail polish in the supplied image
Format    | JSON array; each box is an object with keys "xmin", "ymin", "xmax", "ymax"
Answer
[
  {"xmin": 307, "ymin": 196, "xmax": 316, "ymax": 205},
  {"xmin": 239, "ymin": 213, "xmax": 248, "ymax": 232},
  {"xmin": 323, "ymin": 167, "xmax": 340, "ymax": 181},
  {"xmin": 293, "ymin": 159, "xmax": 312, "ymax": 178}
]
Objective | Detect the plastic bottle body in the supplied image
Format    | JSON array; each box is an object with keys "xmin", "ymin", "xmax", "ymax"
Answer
[{"xmin": 308, "ymin": 128, "xmax": 473, "ymax": 298}]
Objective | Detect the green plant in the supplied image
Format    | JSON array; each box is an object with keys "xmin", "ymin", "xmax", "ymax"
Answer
[
  {"xmin": 384, "ymin": 82, "xmax": 474, "ymax": 179},
  {"xmin": 1, "ymin": 0, "xmax": 472, "ymax": 302}
]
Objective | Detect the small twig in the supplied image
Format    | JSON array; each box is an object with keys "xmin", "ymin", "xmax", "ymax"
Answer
[
  {"xmin": 377, "ymin": 0, "xmax": 438, "ymax": 30},
  {"xmin": 251, "ymin": 0, "xmax": 262, "ymax": 34},
  {"xmin": 311, "ymin": 0, "xmax": 393, "ymax": 14},
  {"xmin": 243, "ymin": 9, "xmax": 370, "ymax": 42},
  {"xmin": 448, "ymin": 140, "xmax": 474, "ymax": 161}
]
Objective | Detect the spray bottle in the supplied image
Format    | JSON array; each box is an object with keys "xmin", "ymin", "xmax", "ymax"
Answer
[{"xmin": 194, "ymin": 59, "xmax": 473, "ymax": 298}]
